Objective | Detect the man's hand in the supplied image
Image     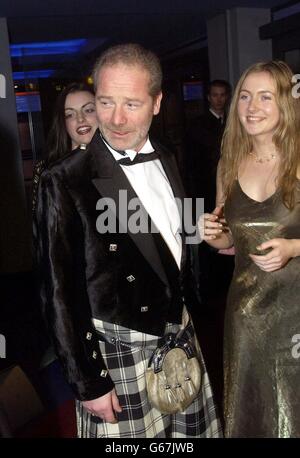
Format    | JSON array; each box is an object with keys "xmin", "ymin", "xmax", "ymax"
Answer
[{"xmin": 82, "ymin": 388, "xmax": 122, "ymax": 423}]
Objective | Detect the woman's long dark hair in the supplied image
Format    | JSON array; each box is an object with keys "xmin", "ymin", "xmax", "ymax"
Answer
[{"xmin": 46, "ymin": 82, "xmax": 95, "ymax": 164}]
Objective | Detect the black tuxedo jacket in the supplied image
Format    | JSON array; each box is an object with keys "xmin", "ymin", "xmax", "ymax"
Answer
[
  {"xmin": 188, "ymin": 110, "xmax": 225, "ymax": 176},
  {"xmin": 36, "ymin": 130, "xmax": 199, "ymax": 400},
  {"xmin": 186, "ymin": 110, "xmax": 226, "ymax": 210}
]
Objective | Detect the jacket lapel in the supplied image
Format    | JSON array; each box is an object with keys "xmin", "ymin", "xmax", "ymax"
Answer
[
  {"xmin": 152, "ymin": 140, "xmax": 186, "ymax": 202},
  {"xmin": 151, "ymin": 139, "xmax": 189, "ymax": 271},
  {"xmin": 90, "ymin": 131, "xmax": 169, "ymax": 286}
]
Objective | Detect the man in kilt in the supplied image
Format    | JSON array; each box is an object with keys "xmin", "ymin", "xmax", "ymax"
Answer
[{"xmin": 36, "ymin": 43, "xmax": 222, "ymax": 438}]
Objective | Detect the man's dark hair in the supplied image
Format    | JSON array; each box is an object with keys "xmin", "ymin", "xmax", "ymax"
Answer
[
  {"xmin": 208, "ymin": 79, "xmax": 231, "ymax": 95},
  {"xmin": 47, "ymin": 82, "xmax": 95, "ymax": 164}
]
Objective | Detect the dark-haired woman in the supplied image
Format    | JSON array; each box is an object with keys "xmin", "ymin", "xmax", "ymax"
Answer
[{"xmin": 32, "ymin": 82, "xmax": 98, "ymax": 212}]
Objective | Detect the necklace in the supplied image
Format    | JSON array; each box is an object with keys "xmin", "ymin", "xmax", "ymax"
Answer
[{"xmin": 249, "ymin": 152, "xmax": 277, "ymax": 164}]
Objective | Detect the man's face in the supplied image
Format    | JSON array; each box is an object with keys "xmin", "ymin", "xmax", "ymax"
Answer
[
  {"xmin": 95, "ymin": 63, "xmax": 162, "ymax": 152},
  {"xmin": 208, "ymin": 85, "xmax": 229, "ymax": 115}
]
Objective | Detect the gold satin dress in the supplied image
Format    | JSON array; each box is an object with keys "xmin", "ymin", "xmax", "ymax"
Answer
[{"xmin": 224, "ymin": 180, "xmax": 300, "ymax": 438}]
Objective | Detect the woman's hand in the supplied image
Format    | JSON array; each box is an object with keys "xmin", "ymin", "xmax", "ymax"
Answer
[
  {"xmin": 249, "ymin": 238, "xmax": 298, "ymax": 272},
  {"xmin": 198, "ymin": 205, "xmax": 227, "ymax": 241}
]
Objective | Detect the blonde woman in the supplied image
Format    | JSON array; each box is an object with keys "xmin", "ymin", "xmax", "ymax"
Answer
[{"xmin": 201, "ymin": 61, "xmax": 300, "ymax": 437}]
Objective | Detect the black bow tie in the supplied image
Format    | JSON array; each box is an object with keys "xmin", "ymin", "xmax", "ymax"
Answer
[{"xmin": 117, "ymin": 151, "xmax": 159, "ymax": 166}]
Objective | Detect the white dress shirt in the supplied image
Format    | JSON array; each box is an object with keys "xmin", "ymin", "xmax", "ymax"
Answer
[
  {"xmin": 103, "ymin": 137, "xmax": 182, "ymax": 268},
  {"xmin": 209, "ymin": 108, "xmax": 223, "ymax": 124}
]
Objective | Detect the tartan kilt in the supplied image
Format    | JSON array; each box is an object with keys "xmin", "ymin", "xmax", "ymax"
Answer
[{"xmin": 76, "ymin": 308, "xmax": 222, "ymax": 438}]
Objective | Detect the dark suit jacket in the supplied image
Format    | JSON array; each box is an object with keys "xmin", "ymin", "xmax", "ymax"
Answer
[
  {"xmin": 35, "ymin": 130, "xmax": 199, "ymax": 401},
  {"xmin": 186, "ymin": 110, "xmax": 225, "ymax": 210}
]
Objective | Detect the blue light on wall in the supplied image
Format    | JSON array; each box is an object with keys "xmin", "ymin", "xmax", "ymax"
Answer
[
  {"xmin": 13, "ymin": 70, "xmax": 54, "ymax": 80},
  {"xmin": 10, "ymin": 39, "xmax": 87, "ymax": 57}
]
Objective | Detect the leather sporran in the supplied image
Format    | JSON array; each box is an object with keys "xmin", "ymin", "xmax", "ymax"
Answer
[{"xmin": 146, "ymin": 329, "xmax": 201, "ymax": 414}]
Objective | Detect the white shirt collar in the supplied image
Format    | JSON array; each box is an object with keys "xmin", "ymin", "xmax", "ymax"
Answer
[
  {"xmin": 101, "ymin": 136, "xmax": 155, "ymax": 162},
  {"xmin": 209, "ymin": 108, "xmax": 223, "ymax": 120}
]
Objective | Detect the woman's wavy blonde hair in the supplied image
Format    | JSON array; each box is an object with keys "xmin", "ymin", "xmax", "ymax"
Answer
[{"xmin": 221, "ymin": 60, "xmax": 300, "ymax": 209}]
